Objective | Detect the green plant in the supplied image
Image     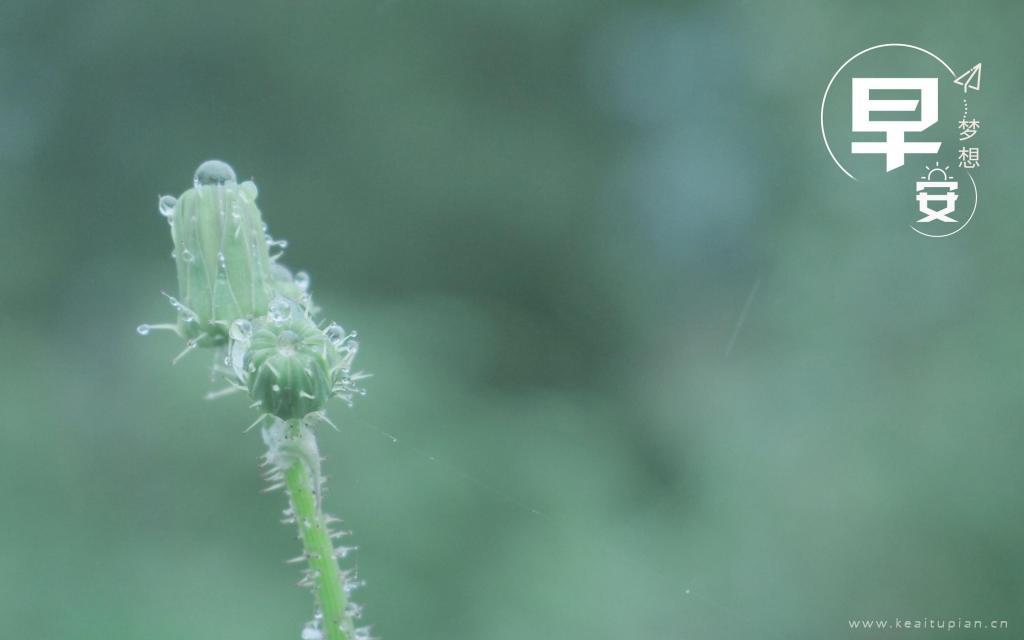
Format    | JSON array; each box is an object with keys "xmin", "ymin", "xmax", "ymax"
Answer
[{"xmin": 140, "ymin": 160, "xmax": 371, "ymax": 640}]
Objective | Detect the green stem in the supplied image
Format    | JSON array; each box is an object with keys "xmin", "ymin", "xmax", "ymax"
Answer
[{"xmin": 284, "ymin": 428, "xmax": 352, "ymax": 640}]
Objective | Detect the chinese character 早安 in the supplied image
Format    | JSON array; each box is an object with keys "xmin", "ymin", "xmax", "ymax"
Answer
[{"xmin": 850, "ymin": 77, "xmax": 941, "ymax": 171}]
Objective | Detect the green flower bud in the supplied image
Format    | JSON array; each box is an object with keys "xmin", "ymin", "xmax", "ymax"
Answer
[
  {"xmin": 234, "ymin": 302, "xmax": 348, "ymax": 421},
  {"xmin": 165, "ymin": 160, "xmax": 275, "ymax": 346}
]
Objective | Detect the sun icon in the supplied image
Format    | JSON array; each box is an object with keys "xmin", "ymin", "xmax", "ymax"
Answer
[{"xmin": 920, "ymin": 164, "xmax": 953, "ymax": 181}]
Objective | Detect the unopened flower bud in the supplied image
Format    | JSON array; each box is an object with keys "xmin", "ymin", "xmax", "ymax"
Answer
[
  {"xmin": 241, "ymin": 303, "xmax": 341, "ymax": 421},
  {"xmin": 167, "ymin": 160, "xmax": 275, "ymax": 345}
]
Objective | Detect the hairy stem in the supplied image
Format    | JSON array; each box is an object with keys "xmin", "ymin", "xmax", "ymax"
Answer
[{"xmin": 284, "ymin": 427, "xmax": 353, "ymax": 640}]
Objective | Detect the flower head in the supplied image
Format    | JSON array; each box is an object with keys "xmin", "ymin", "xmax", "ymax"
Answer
[
  {"xmin": 230, "ymin": 301, "xmax": 366, "ymax": 422},
  {"xmin": 165, "ymin": 160, "xmax": 275, "ymax": 346}
]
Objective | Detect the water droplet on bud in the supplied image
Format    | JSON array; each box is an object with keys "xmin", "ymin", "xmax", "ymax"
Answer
[
  {"xmin": 277, "ymin": 330, "xmax": 299, "ymax": 355},
  {"xmin": 193, "ymin": 159, "xmax": 237, "ymax": 188},
  {"xmin": 325, "ymin": 323, "xmax": 347, "ymax": 349},
  {"xmin": 294, "ymin": 271, "xmax": 310, "ymax": 292},
  {"xmin": 158, "ymin": 195, "xmax": 177, "ymax": 218},
  {"xmin": 269, "ymin": 298, "xmax": 292, "ymax": 323},
  {"xmin": 136, "ymin": 324, "xmax": 151, "ymax": 336},
  {"xmin": 181, "ymin": 248, "xmax": 195, "ymax": 263},
  {"xmin": 230, "ymin": 319, "xmax": 253, "ymax": 341},
  {"xmin": 240, "ymin": 180, "xmax": 258, "ymax": 201}
]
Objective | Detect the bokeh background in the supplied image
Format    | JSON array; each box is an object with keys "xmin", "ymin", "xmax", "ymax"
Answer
[{"xmin": 1, "ymin": 1, "xmax": 1021, "ymax": 638}]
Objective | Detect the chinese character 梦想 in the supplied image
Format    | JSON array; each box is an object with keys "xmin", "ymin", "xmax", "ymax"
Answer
[
  {"xmin": 958, "ymin": 118, "xmax": 980, "ymax": 141},
  {"xmin": 958, "ymin": 147, "xmax": 980, "ymax": 169}
]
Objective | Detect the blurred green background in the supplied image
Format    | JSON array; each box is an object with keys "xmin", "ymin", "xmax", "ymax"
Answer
[{"xmin": 1, "ymin": 1, "xmax": 1021, "ymax": 638}]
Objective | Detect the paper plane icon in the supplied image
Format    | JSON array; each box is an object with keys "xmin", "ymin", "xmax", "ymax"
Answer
[{"xmin": 954, "ymin": 63, "xmax": 981, "ymax": 92}]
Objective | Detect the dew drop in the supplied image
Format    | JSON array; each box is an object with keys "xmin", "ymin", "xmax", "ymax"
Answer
[
  {"xmin": 240, "ymin": 180, "xmax": 259, "ymax": 201},
  {"xmin": 325, "ymin": 323, "xmax": 347, "ymax": 349},
  {"xmin": 181, "ymin": 248, "xmax": 195, "ymax": 263},
  {"xmin": 338, "ymin": 340, "xmax": 359, "ymax": 370},
  {"xmin": 294, "ymin": 271, "xmax": 310, "ymax": 292},
  {"xmin": 273, "ymin": 384, "xmax": 281, "ymax": 392},
  {"xmin": 158, "ymin": 195, "xmax": 177, "ymax": 218},
  {"xmin": 193, "ymin": 159, "xmax": 237, "ymax": 188},
  {"xmin": 136, "ymin": 324, "xmax": 151, "ymax": 336},
  {"xmin": 271, "ymin": 263, "xmax": 292, "ymax": 283},
  {"xmin": 269, "ymin": 298, "xmax": 292, "ymax": 323},
  {"xmin": 229, "ymin": 319, "xmax": 253, "ymax": 341},
  {"xmin": 277, "ymin": 330, "xmax": 299, "ymax": 356}
]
